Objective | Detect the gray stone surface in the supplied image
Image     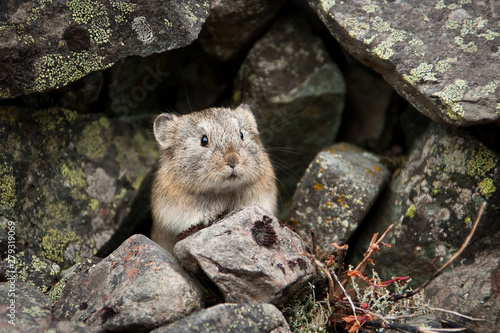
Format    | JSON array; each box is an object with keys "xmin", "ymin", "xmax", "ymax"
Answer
[
  {"xmin": 175, "ymin": 205, "xmax": 316, "ymax": 304},
  {"xmin": 426, "ymin": 248, "xmax": 500, "ymax": 333},
  {"xmin": 53, "ymin": 234, "xmax": 204, "ymax": 332},
  {"xmin": 197, "ymin": 0, "xmax": 286, "ymax": 61},
  {"xmin": 353, "ymin": 123, "xmax": 500, "ymax": 285},
  {"xmin": 152, "ymin": 303, "xmax": 291, "ymax": 333},
  {"xmin": 288, "ymin": 143, "xmax": 390, "ymax": 255},
  {"xmin": 0, "ymin": 282, "xmax": 52, "ymax": 332},
  {"xmin": 0, "ymin": 0, "xmax": 210, "ymax": 98},
  {"xmin": 0, "ymin": 106, "xmax": 157, "ymax": 267},
  {"xmin": 307, "ymin": 0, "xmax": 500, "ymax": 125},
  {"xmin": 234, "ymin": 12, "xmax": 346, "ymax": 213}
]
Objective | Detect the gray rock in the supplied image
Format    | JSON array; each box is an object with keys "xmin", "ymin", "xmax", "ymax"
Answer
[
  {"xmin": 0, "ymin": 0, "xmax": 210, "ymax": 98},
  {"xmin": 352, "ymin": 123, "xmax": 500, "ymax": 285},
  {"xmin": 288, "ymin": 143, "xmax": 390, "ymax": 255},
  {"xmin": 53, "ymin": 234, "xmax": 203, "ymax": 332},
  {"xmin": 426, "ymin": 248, "xmax": 500, "ymax": 333},
  {"xmin": 197, "ymin": 0, "xmax": 286, "ymax": 61},
  {"xmin": 152, "ymin": 303, "xmax": 291, "ymax": 333},
  {"xmin": 234, "ymin": 12, "xmax": 346, "ymax": 214},
  {"xmin": 0, "ymin": 106, "xmax": 157, "ymax": 267},
  {"xmin": 174, "ymin": 205, "xmax": 316, "ymax": 304},
  {"xmin": 0, "ymin": 282, "xmax": 52, "ymax": 332},
  {"xmin": 45, "ymin": 320, "xmax": 102, "ymax": 333},
  {"xmin": 0, "ymin": 249, "xmax": 60, "ymax": 294},
  {"xmin": 306, "ymin": 0, "xmax": 500, "ymax": 126}
]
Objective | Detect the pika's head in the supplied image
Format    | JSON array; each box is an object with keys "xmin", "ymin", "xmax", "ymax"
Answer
[{"xmin": 154, "ymin": 105, "xmax": 269, "ymax": 193}]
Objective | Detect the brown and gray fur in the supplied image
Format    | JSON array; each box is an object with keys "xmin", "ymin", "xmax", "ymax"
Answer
[{"xmin": 150, "ymin": 105, "xmax": 277, "ymax": 252}]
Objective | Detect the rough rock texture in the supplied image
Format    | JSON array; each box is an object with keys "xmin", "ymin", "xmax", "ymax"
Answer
[
  {"xmin": 426, "ymin": 248, "xmax": 500, "ymax": 333},
  {"xmin": 152, "ymin": 303, "xmax": 291, "ymax": 333},
  {"xmin": 175, "ymin": 205, "xmax": 316, "ymax": 304},
  {"xmin": 0, "ymin": 249, "xmax": 60, "ymax": 293},
  {"xmin": 0, "ymin": 282, "xmax": 52, "ymax": 332},
  {"xmin": 234, "ymin": 12, "xmax": 346, "ymax": 212},
  {"xmin": 197, "ymin": 0, "xmax": 286, "ymax": 61},
  {"xmin": 288, "ymin": 143, "xmax": 390, "ymax": 254},
  {"xmin": 0, "ymin": 0, "xmax": 210, "ymax": 98},
  {"xmin": 53, "ymin": 234, "xmax": 204, "ymax": 332},
  {"xmin": 354, "ymin": 124, "xmax": 500, "ymax": 285},
  {"xmin": 307, "ymin": 0, "xmax": 500, "ymax": 125},
  {"xmin": 0, "ymin": 106, "xmax": 157, "ymax": 267}
]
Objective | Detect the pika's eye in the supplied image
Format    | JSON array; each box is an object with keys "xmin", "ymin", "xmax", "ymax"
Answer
[
  {"xmin": 239, "ymin": 131, "xmax": 244, "ymax": 140},
  {"xmin": 201, "ymin": 135, "xmax": 208, "ymax": 147}
]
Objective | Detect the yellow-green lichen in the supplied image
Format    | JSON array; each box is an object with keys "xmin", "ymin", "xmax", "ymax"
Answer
[
  {"xmin": 42, "ymin": 203, "xmax": 73, "ymax": 227},
  {"xmin": 435, "ymin": 57, "xmax": 458, "ymax": 73},
  {"xmin": 478, "ymin": 177, "xmax": 496, "ymax": 200},
  {"xmin": 111, "ymin": 0, "xmax": 137, "ymax": 23},
  {"xmin": 466, "ymin": 145, "xmax": 498, "ymax": 177},
  {"xmin": 32, "ymin": 108, "xmax": 77, "ymax": 134},
  {"xmin": 406, "ymin": 204, "xmax": 416, "ymax": 218},
  {"xmin": 76, "ymin": 118, "xmax": 110, "ymax": 161},
  {"xmin": 403, "ymin": 63, "xmax": 438, "ymax": 85},
  {"xmin": 433, "ymin": 79, "xmax": 468, "ymax": 120},
  {"xmin": 372, "ymin": 30, "xmax": 407, "ymax": 60},
  {"xmin": 60, "ymin": 162, "xmax": 87, "ymax": 188},
  {"xmin": 481, "ymin": 80, "xmax": 500, "ymax": 96},
  {"xmin": 89, "ymin": 198, "xmax": 99, "ymax": 211},
  {"xmin": 362, "ymin": 4, "xmax": 379, "ymax": 13},
  {"xmin": 41, "ymin": 228, "xmax": 81, "ymax": 264},
  {"xmin": 33, "ymin": 51, "xmax": 109, "ymax": 93},
  {"xmin": 435, "ymin": 0, "xmax": 446, "ymax": 9},
  {"xmin": 321, "ymin": 0, "xmax": 336, "ymax": 12},
  {"xmin": 343, "ymin": 15, "xmax": 370, "ymax": 40},
  {"xmin": 0, "ymin": 163, "xmax": 16, "ymax": 209}
]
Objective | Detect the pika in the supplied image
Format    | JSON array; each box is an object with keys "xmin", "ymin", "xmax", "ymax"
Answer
[{"xmin": 150, "ymin": 104, "xmax": 277, "ymax": 252}]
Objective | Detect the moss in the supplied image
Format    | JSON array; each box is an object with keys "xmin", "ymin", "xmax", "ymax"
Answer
[
  {"xmin": 60, "ymin": 162, "xmax": 87, "ymax": 188},
  {"xmin": 478, "ymin": 177, "xmax": 496, "ymax": 200},
  {"xmin": 405, "ymin": 204, "xmax": 416, "ymax": 218},
  {"xmin": 466, "ymin": 145, "xmax": 498, "ymax": 177},
  {"xmin": 41, "ymin": 228, "xmax": 81, "ymax": 264},
  {"xmin": 76, "ymin": 119, "xmax": 110, "ymax": 161},
  {"xmin": 0, "ymin": 163, "xmax": 16, "ymax": 209}
]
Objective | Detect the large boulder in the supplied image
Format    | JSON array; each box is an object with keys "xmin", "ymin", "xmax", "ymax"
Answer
[
  {"xmin": 0, "ymin": 0, "xmax": 210, "ymax": 98},
  {"xmin": 306, "ymin": 0, "xmax": 500, "ymax": 125}
]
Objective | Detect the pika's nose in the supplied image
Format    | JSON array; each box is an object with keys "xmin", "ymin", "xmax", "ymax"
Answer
[{"xmin": 225, "ymin": 152, "xmax": 239, "ymax": 169}]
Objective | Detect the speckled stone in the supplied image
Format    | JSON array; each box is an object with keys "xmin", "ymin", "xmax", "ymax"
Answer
[
  {"xmin": 0, "ymin": 282, "xmax": 52, "ymax": 332},
  {"xmin": 352, "ymin": 123, "xmax": 500, "ymax": 285},
  {"xmin": 307, "ymin": 0, "xmax": 500, "ymax": 125},
  {"xmin": 0, "ymin": 106, "xmax": 157, "ymax": 267},
  {"xmin": 234, "ymin": 12, "xmax": 346, "ymax": 214},
  {"xmin": 53, "ymin": 234, "xmax": 204, "ymax": 332},
  {"xmin": 288, "ymin": 143, "xmax": 390, "ymax": 255},
  {"xmin": 426, "ymin": 248, "xmax": 500, "ymax": 333},
  {"xmin": 0, "ymin": 0, "xmax": 210, "ymax": 98},
  {"xmin": 174, "ymin": 205, "xmax": 316, "ymax": 305},
  {"xmin": 152, "ymin": 303, "xmax": 291, "ymax": 333}
]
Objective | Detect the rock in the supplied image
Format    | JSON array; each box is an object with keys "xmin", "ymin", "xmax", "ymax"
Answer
[
  {"xmin": 197, "ymin": 0, "xmax": 286, "ymax": 61},
  {"xmin": 174, "ymin": 205, "xmax": 316, "ymax": 304},
  {"xmin": 234, "ymin": 12, "xmax": 346, "ymax": 212},
  {"xmin": 352, "ymin": 123, "xmax": 500, "ymax": 285},
  {"xmin": 337, "ymin": 60, "xmax": 398, "ymax": 152},
  {"xmin": 152, "ymin": 303, "xmax": 291, "ymax": 333},
  {"xmin": 0, "ymin": 282, "xmax": 52, "ymax": 332},
  {"xmin": 45, "ymin": 320, "xmax": 101, "ymax": 333},
  {"xmin": 53, "ymin": 234, "xmax": 203, "ymax": 332},
  {"xmin": 0, "ymin": 249, "xmax": 60, "ymax": 293},
  {"xmin": 0, "ymin": 0, "xmax": 210, "ymax": 99},
  {"xmin": 0, "ymin": 106, "xmax": 157, "ymax": 267},
  {"xmin": 306, "ymin": 0, "xmax": 500, "ymax": 126},
  {"xmin": 426, "ymin": 248, "xmax": 500, "ymax": 333},
  {"xmin": 288, "ymin": 143, "xmax": 390, "ymax": 255}
]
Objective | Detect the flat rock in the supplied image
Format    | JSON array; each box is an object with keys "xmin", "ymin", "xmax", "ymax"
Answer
[
  {"xmin": 53, "ymin": 234, "xmax": 204, "ymax": 332},
  {"xmin": 353, "ymin": 123, "xmax": 500, "ymax": 285},
  {"xmin": 307, "ymin": 0, "xmax": 500, "ymax": 125},
  {"xmin": 288, "ymin": 143, "xmax": 390, "ymax": 255},
  {"xmin": 426, "ymin": 248, "xmax": 500, "ymax": 333},
  {"xmin": 174, "ymin": 205, "xmax": 316, "ymax": 304},
  {"xmin": 197, "ymin": 0, "xmax": 286, "ymax": 61},
  {"xmin": 0, "ymin": 106, "xmax": 157, "ymax": 267},
  {"xmin": 0, "ymin": 0, "xmax": 210, "ymax": 98},
  {"xmin": 152, "ymin": 303, "xmax": 291, "ymax": 333},
  {"xmin": 234, "ymin": 12, "xmax": 346, "ymax": 212},
  {"xmin": 0, "ymin": 282, "xmax": 52, "ymax": 332}
]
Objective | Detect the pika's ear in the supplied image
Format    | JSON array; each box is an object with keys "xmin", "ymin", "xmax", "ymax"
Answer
[
  {"xmin": 234, "ymin": 104, "xmax": 258, "ymax": 130},
  {"xmin": 153, "ymin": 113, "xmax": 176, "ymax": 147}
]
